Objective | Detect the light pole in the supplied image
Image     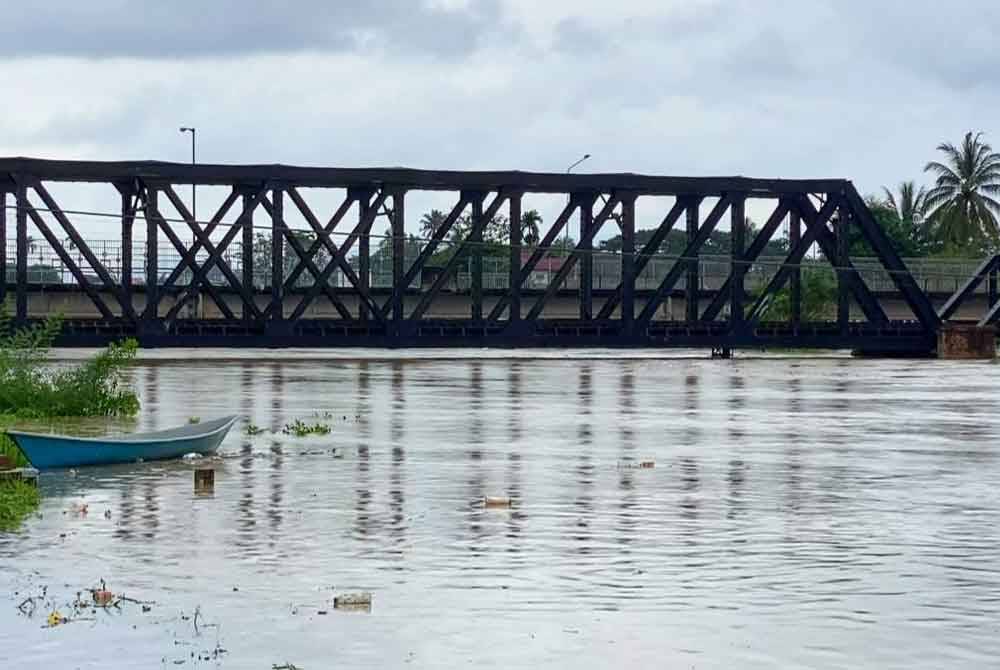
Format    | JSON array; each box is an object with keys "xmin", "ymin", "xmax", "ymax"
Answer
[
  {"xmin": 565, "ymin": 153, "xmax": 591, "ymax": 248},
  {"xmin": 179, "ymin": 127, "xmax": 196, "ymax": 222}
]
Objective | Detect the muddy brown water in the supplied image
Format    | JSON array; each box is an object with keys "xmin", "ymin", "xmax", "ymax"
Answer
[{"xmin": 2, "ymin": 350, "xmax": 999, "ymax": 668}]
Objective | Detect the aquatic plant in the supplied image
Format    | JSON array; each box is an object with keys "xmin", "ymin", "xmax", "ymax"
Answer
[
  {"xmin": 282, "ymin": 419, "xmax": 332, "ymax": 437},
  {"xmin": 244, "ymin": 423, "xmax": 265, "ymax": 436},
  {"xmin": 0, "ymin": 480, "xmax": 40, "ymax": 531}
]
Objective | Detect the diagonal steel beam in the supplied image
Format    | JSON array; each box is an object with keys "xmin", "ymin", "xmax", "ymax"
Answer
[
  {"xmin": 409, "ymin": 190, "xmax": 510, "ymax": 320},
  {"xmin": 940, "ymin": 255, "xmax": 1000, "ymax": 321},
  {"xmin": 156, "ymin": 186, "xmax": 237, "ymax": 321},
  {"xmin": 258, "ymin": 195, "xmax": 353, "ymax": 320},
  {"xmin": 806, "ymin": 202, "xmax": 888, "ymax": 324},
  {"xmin": 20, "ymin": 198, "xmax": 115, "ymax": 319},
  {"xmin": 635, "ymin": 196, "xmax": 732, "ymax": 326},
  {"xmin": 700, "ymin": 198, "xmax": 791, "ymax": 322},
  {"xmin": 161, "ymin": 187, "xmax": 240, "ymax": 288},
  {"xmin": 524, "ymin": 194, "xmax": 620, "ymax": 321},
  {"xmin": 380, "ymin": 194, "xmax": 471, "ymax": 319},
  {"xmin": 285, "ymin": 188, "xmax": 384, "ymax": 322},
  {"xmin": 486, "ymin": 197, "xmax": 580, "ymax": 322},
  {"xmin": 842, "ymin": 185, "xmax": 939, "ymax": 329},
  {"xmin": 596, "ymin": 199, "xmax": 687, "ymax": 319},
  {"xmin": 283, "ymin": 187, "xmax": 355, "ymax": 290},
  {"xmin": 289, "ymin": 190, "xmax": 388, "ymax": 322},
  {"xmin": 745, "ymin": 196, "xmax": 840, "ymax": 325},
  {"xmin": 160, "ymin": 184, "xmax": 264, "ymax": 321},
  {"xmin": 30, "ymin": 180, "xmax": 136, "ymax": 321}
]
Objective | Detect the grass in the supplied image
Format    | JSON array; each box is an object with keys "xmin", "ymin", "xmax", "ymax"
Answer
[{"xmin": 0, "ymin": 480, "xmax": 40, "ymax": 531}]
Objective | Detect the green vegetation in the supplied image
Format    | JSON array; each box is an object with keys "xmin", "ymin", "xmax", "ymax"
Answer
[
  {"xmin": 281, "ymin": 419, "xmax": 332, "ymax": 437},
  {"xmin": 244, "ymin": 423, "xmax": 265, "ymax": 436},
  {"xmin": 0, "ymin": 304, "xmax": 140, "ymax": 528},
  {"xmin": 753, "ymin": 269, "xmax": 838, "ymax": 322},
  {"xmin": 923, "ymin": 132, "xmax": 1000, "ymax": 254},
  {"xmin": 0, "ymin": 480, "xmax": 39, "ymax": 531}
]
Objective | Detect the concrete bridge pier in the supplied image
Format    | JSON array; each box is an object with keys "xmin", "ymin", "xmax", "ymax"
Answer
[{"xmin": 937, "ymin": 323, "xmax": 996, "ymax": 359}]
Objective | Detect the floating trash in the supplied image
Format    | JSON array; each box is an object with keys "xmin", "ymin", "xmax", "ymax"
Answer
[
  {"xmin": 182, "ymin": 452, "xmax": 202, "ymax": 461},
  {"xmin": 333, "ymin": 592, "xmax": 372, "ymax": 611},
  {"xmin": 47, "ymin": 610, "xmax": 65, "ymax": 627},
  {"xmin": 484, "ymin": 496, "xmax": 512, "ymax": 509}
]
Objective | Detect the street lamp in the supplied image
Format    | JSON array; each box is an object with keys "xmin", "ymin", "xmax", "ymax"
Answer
[
  {"xmin": 179, "ymin": 127, "xmax": 196, "ymax": 222},
  {"xmin": 564, "ymin": 154, "xmax": 591, "ymax": 247},
  {"xmin": 566, "ymin": 153, "xmax": 591, "ymax": 174}
]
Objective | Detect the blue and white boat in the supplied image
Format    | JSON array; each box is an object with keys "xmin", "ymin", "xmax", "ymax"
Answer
[{"xmin": 5, "ymin": 415, "xmax": 238, "ymax": 471}]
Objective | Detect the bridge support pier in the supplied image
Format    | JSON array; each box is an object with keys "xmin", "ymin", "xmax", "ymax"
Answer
[{"xmin": 937, "ymin": 323, "xmax": 996, "ymax": 360}]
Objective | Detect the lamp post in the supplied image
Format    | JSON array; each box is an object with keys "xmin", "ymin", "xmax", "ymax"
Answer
[
  {"xmin": 564, "ymin": 153, "xmax": 591, "ymax": 248},
  {"xmin": 179, "ymin": 127, "xmax": 196, "ymax": 222}
]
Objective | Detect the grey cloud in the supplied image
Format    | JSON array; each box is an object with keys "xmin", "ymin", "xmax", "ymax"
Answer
[{"xmin": 0, "ymin": 0, "xmax": 503, "ymax": 59}]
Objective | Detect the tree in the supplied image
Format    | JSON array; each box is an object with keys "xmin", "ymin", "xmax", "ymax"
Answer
[
  {"xmin": 520, "ymin": 209, "xmax": 542, "ymax": 245},
  {"xmin": 924, "ymin": 131, "xmax": 1000, "ymax": 252},
  {"xmin": 883, "ymin": 181, "xmax": 928, "ymax": 228},
  {"xmin": 419, "ymin": 209, "xmax": 447, "ymax": 238},
  {"xmin": 850, "ymin": 196, "xmax": 936, "ymax": 258}
]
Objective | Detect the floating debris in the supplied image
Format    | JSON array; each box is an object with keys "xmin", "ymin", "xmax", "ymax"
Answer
[
  {"xmin": 333, "ymin": 592, "xmax": 372, "ymax": 611},
  {"xmin": 484, "ymin": 496, "xmax": 512, "ymax": 509},
  {"xmin": 617, "ymin": 460, "xmax": 655, "ymax": 470},
  {"xmin": 46, "ymin": 610, "xmax": 65, "ymax": 627},
  {"xmin": 188, "ymin": 416, "xmax": 201, "ymax": 425},
  {"xmin": 181, "ymin": 452, "xmax": 202, "ymax": 461}
]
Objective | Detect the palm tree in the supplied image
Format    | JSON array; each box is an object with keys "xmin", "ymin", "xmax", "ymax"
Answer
[
  {"xmin": 882, "ymin": 181, "xmax": 928, "ymax": 226},
  {"xmin": 419, "ymin": 209, "xmax": 448, "ymax": 239},
  {"xmin": 924, "ymin": 132, "xmax": 1000, "ymax": 251},
  {"xmin": 520, "ymin": 209, "xmax": 542, "ymax": 246}
]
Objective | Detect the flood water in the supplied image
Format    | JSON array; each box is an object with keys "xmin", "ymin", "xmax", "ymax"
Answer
[{"xmin": 3, "ymin": 350, "xmax": 1000, "ymax": 669}]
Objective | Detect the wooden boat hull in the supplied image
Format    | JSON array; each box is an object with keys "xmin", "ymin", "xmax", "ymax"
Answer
[{"xmin": 6, "ymin": 415, "xmax": 238, "ymax": 471}]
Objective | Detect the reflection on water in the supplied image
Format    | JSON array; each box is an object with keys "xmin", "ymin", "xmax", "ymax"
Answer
[{"xmin": 3, "ymin": 352, "xmax": 1000, "ymax": 669}]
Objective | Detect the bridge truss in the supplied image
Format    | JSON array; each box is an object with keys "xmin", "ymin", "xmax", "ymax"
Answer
[{"xmin": 0, "ymin": 157, "xmax": 979, "ymax": 353}]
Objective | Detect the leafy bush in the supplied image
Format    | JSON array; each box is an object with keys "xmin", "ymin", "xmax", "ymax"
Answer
[{"xmin": 0, "ymin": 308, "xmax": 140, "ymax": 418}]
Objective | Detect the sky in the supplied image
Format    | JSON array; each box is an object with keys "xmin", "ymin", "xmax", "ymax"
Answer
[{"xmin": 1, "ymin": 0, "xmax": 998, "ymax": 239}]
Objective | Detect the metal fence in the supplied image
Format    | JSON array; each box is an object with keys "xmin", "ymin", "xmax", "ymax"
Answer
[{"xmin": 3, "ymin": 238, "xmax": 990, "ymax": 295}]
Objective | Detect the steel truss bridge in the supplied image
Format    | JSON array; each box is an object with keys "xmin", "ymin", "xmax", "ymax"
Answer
[{"xmin": 1, "ymin": 157, "xmax": 998, "ymax": 354}]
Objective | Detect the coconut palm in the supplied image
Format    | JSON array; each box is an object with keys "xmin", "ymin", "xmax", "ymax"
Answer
[
  {"xmin": 520, "ymin": 209, "xmax": 542, "ymax": 246},
  {"xmin": 419, "ymin": 209, "xmax": 448, "ymax": 239},
  {"xmin": 882, "ymin": 181, "xmax": 928, "ymax": 226},
  {"xmin": 924, "ymin": 132, "xmax": 1000, "ymax": 251}
]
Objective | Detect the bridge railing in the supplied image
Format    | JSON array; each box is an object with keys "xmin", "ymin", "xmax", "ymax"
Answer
[{"xmin": 5, "ymin": 237, "xmax": 990, "ymax": 296}]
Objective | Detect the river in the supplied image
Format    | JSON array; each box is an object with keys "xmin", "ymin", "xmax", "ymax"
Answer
[{"xmin": 2, "ymin": 350, "xmax": 999, "ymax": 668}]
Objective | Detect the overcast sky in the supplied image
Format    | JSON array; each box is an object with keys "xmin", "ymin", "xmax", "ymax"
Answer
[{"xmin": 1, "ymin": 0, "xmax": 998, "ymax": 236}]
